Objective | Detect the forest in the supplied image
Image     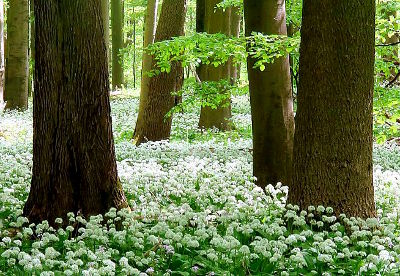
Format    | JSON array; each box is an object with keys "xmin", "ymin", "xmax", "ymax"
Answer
[{"xmin": 0, "ymin": 0, "xmax": 400, "ymax": 274}]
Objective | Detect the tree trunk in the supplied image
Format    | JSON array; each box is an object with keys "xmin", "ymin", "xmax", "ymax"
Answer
[
  {"xmin": 133, "ymin": 0, "xmax": 187, "ymax": 145},
  {"xmin": 195, "ymin": 0, "xmax": 205, "ymax": 87},
  {"xmin": 23, "ymin": 0, "xmax": 128, "ymax": 225},
  {"xmin": 0, "ymin": 0, "xmax": 4, "ymax": 101},
  {"xmin": 198, "ymin": 0, "xmax": 233, "ymax": 131},
  {"xmin": 132, "ymin": 10, "xmax": 136, "ymax": 88},
  {"xmin": 101, "ymin": 0, "xmax": 110, "ymax": 66},
  {"xmin": 287, "ymin": 0, "xmax": 376, "ymax": 218},
  {"xmin": 4, "ymin": 0, "xmax": 29, "ymax": 110},
  {"xmin": 244, "ymin": 0, "xmax": 294, "ymax": 189},
  {"xmin": 28, "ymin": 0, "xmax": 34, "ymax": 97},
  {"xmin": 196, "ymin": 0, "xmax": 205, "ymax": 34},
  {"xmin": 111, "ymin": 0, "xmax": 124, "ymax": 89},
  {"xmin": 230, "ymin": 7, "xmax": 241, "ymax": 83},
  {"xmin": 133, "ymin": 0, "xmax": 158, "ymax": 143}
]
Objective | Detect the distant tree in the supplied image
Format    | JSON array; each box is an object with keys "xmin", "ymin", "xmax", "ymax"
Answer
[
  {"xmin": 134, "ymin": 0, "xmax": 159, "ymax": 143},
  {"xmin": 133, "ymin": 0, "xmax": 187, "ymax": 145},
  {"xmin": 243, "ymin": 0, "xmax": 294, "ymax": 189},
  {"xmin": 24, "ymin": 0, "xmax": 128, "ymax": 224},
  {"xmin": 101, "ymin": 0, "xmax": 110, "ymax": 63},
  {"xmin": 29, "ymin": 0, "xmax": 35, "ymax": 96},
  {"xmin": 288, "ymin": 0, "xmax": 376, "ymax": 218},
  {"xmin": 198, "ymin": 0, "xmax": 237, "ymax": 131},
  {"xmin": 111, "ymin": 0, "xmax": 124, "ymax": 89},
  {"xmin": 4, "ymin": 0, "xmax": 29, "ymax": 110},
  {"xmin": 0, "ymin": 0, "xmax": 4, "ymax": 100}
]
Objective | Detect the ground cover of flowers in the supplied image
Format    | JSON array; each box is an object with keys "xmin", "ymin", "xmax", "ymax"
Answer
[{"xmin": 1, "ymin": 95, "xmax": 400, "ymax": 275}]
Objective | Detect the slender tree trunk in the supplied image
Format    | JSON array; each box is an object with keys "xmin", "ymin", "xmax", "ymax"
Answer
[
  {"xmin": 4, "ymin": 0, "xmax": 29, "ymax": 110},
  {"xmin": 244, "ymin": 0, "xmax": 294, "ymax": 189},
  {"xmin": 23, "ymin": 0, "xmax": 128, "ymax": 225},
  {"xmin": 111, "ymin": 0, "xmax": 124, "ymax": 89},
  {"xmin": 101, "ymin": 0, "xmax": 110, "ymax": 67},
  {"xmin": 288, "ymin": 0, "xmax": 376, "ymax": 218},
  {"xmin": 28, "ymin": 0, "xmax": 34, "ymax": 97},
  {"xmin": 195, "ymin": 0, "xmax": 205, "ymax": 84},
  {"xmin": 133, "ymin": 0, "xmax": 187, "ymax": 145},
  {"xmin": 0, "ymin": 0, "xmax": 4, "ymax": 101},
  {"xmin": 230, "ymin": 7, "xmax": 241, "ymax": 84},
  {"xmin": 196, "ymin": 0, "xmax": 205, "ymax": 34},
  {"xmin": 132, "ymin": 9, "xmax": 136, "ymax": 88},
  {"xmin": 133, "ymin": 0, "xmax": 159, "ymax": 143},
  {"xmin": 198, "ymin": 0, "xmax": 232, "ymax": 131}
]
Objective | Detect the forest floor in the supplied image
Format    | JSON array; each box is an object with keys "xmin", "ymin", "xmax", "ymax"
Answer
[{"xmin": 1, "ymin": 95, "xmax": 400, "ymax": 275}]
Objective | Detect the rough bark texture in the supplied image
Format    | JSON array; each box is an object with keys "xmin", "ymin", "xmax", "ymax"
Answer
[
  {"xmin": 244, "ymin": 0, "xmax": 294, "ymax": 189},
  {"xmin": 134, "ymin": 0, "xmax": 158, "ymax": 142},
  {"xmin": 23, "ymin": 0, "xmax": 128, "ymax": 225},
  {"xmin": 198, "ymin": 0, "xmax": 233, "ymax": 131},
  {"xmin": 4, "ymin": 0, "xmax": 29, "ymax": 110},
  {"xmin": 133, "ymin": 0, "xmax": 187, "ymax": 145},
  {"xmin": 287, "ymin": 1, "xmax": 376, "ymax": 218},
  {"xmin": 111, "ymin": 0, "xmax": 124, "ymax": 89}
]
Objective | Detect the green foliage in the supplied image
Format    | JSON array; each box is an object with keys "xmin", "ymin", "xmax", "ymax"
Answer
[
  {"xmin": 147, "ymin": 33, "xmax": 246, "ymax": 76},
  {"xmin": 166, "ymin": 78, "xmax": 246, "ymax": 118},
  {"xmin": 248, "ymin": 32, "xmax": 300, "ymax": 71},
  {"xmin": 147, "ymin": 32, "xmax": 300, "ymax": 75},
  {"xmin": 146, "ymin": 32, "xmax": 299, "ymax": 114},
  {"xmin": 374, "ymin": 86, "xmax": 400, "ymax": 143},
  {"xmin": 216, "ymin": 0, "xmax": 242, "ymax": 10},
  {"xmin": 375, "ymin": 0, "xmax": 400, "ymax": 82}
]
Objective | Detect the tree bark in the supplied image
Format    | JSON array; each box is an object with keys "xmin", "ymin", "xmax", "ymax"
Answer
[
  {"xmin": 287, "ymin": 0, "xmax": 376, "ymax": 218},
  {"xmin": 244, "ymin": 0, "xmax": 294, "ymax": 189},
  {"xmin": 4, "ymin": 0, "xmax": 29, "ymax": 110},
  {"xmin": 230, "ymin": 7, "xmax": 241, "ymax": 83},
  {"xmin": 111, "ymin": 0, "xmax": 124, "ymax": 89},
  {"xmin": 0, "ymin": 0, "xmax": 4, "ymax": 101},
  {"xmin": 133, "ymin": 0, "xmax": 187, "ymax": 145},
  {"xmin": 198, "ymin": 0, "xmax": 233, "ymax": 131},
  {"xmin": 133, "ymin": 0, "xmax": 158, "ymax": 142},
  {"xmin": 101, "ymin": 0, "xmax": 110, "ymax": 66},
  {"xmin": 28, "ymin": 0, "xmax": 34, "ymax": 97},
  {"xmin": 195, "ymin": 0, "xmax": 205, "ymax": 90},
  {"xmin": 23, "ymin": 0, "xmax": 128, "ymax": 225}
]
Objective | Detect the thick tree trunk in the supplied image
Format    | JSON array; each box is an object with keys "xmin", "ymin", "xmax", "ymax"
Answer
[
  {"xmin": 4, "ymin": 0, "xmax": 29, "ymax": 110},
  {"xmin": 198, "ymin": 0, "xmax": 233, "ymax": 131},
  {"xmin": 133, "ymin": 0, "xmax": 187, "ymax": 145},
  {"xmin": 133, "ymin": 0, "xmax": 158, "ymax": 142},
  {"xmin": 287, "ymin": 0, "xmax": 376, "ymax": 218},
  {"xmin": 111, "ymin": 0, "xmax": 124, "ymax": 89},
  {"xmin": 0, "ymin": 0, "xmax": 4, "ymax": 101},
  {"xmin": 244, "ymin": 0, "xmax": 294, "ymax": 189},
  {"xmin": 23, "ymin": 0, "xmax": 128, "ymax": 225}
]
